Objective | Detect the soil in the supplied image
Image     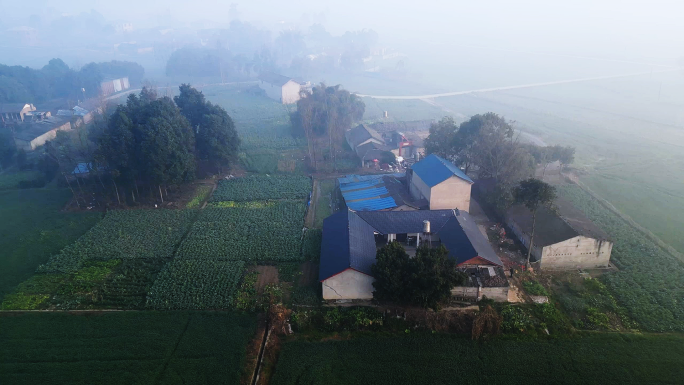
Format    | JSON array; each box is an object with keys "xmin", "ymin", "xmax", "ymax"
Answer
[
  {"xmin": 254, "ymin": 266, "xmax": 279, "ymax": 293},
  {"xmin": 298, "ymin": 261, "xmax": 319, "ymax": 287}
]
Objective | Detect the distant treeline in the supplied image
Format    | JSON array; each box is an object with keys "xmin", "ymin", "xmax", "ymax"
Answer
[{"xmin": 0, "ymin": 59, "xmax": 144, "ymax": 103}]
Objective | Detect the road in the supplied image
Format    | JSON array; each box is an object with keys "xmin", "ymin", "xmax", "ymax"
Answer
[
  {"xmin": 356, "ymin": 68, "xmax": 679, "ymax": 99},
  {"xmin": 104, "ymin": 81, "xmax": 259, "ymax": 101}
]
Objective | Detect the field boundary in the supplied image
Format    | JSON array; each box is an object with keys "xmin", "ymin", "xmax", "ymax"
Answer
[{"xmin": 564, "ymin": 173, "xmax": 684, "ymax": 262}]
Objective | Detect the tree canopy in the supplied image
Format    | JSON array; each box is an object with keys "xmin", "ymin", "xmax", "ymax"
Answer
[
  {"xmin": 174, "ymin": 84, "xmax": 240, "ymax": 173},
  {"xmin": 371, "ymin": 242, "xmax": 466, "ymax": 309},
  {"xmin": 514, "ymin": 178, "xmax": 557, "ymax": 268}
]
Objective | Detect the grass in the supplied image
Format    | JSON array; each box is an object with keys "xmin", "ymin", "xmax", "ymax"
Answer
[
  {"xmin": 186, "ymin": 185, "xmax": 212, "ymax": 208},
  {"xmin": 0, "ymin": 189, "xmax": 101, "ymax": 298},
  {"xmin": 0, "ymin": 311, "xmax": 256, "ymax": 385},
  {"xmin": 271, "ymin": 333, "xmax": 684, "ymax": 385},
  {"xmin": 313, "ymin": 179, "xmax": 336, "ymax": 228},
  {"xmin": 0, "ymin": 170, "xmax": 44, "ymax": 190}
]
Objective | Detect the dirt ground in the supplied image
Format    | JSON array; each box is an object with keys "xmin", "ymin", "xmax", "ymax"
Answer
[
  {"xmin": 299, "ymin": 261, "xmax": 319, "ymax": 287},
  {"xmin": 254, "ymin": 266, "xmax": 279, "ymax": 292}
]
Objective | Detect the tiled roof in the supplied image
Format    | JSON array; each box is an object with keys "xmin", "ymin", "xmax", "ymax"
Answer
[
  {"xmin": 411, "ymin": 154, "xmax": 473, "ymax": 187},
  {"xmin": 258, "ymin": 72, "xmax": 294, "ymax": 87}
]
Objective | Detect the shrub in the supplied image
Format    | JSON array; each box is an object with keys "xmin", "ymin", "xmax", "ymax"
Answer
[{"xmin": 522, "ymin": 280, "xmax": 549, "ymax": 296}]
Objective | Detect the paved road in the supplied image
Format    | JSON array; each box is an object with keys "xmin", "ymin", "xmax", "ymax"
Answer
[{"xmin": 356, "ymin": 68, "xmax": 679, "ymax": 99}]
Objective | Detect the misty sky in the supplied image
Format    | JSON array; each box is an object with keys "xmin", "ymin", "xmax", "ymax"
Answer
[{"xmin": 2, "ymin": 0, "xmax": 684, "ymax": 61}]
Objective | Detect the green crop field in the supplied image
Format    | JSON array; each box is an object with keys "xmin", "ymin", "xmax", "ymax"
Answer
[
  {"xmin": 557, "ymin": 184, "xmax": 684, "ymax": 332},
  {"xmin": 211, "ymin": 174, "xmax": 311, "ymax": 202},
  {"xmin": 177, "ymin": 201, "xmax": 307, "ymax": 262},
  {"xmin": 0, "ymin": 189, "xmax": 101, "ymax": 298},
  {"xmin": 147, "ymin": 260, "xmax": 245, "ymax": 310},
  {"xmin": 0, "ymin": 311, "xmax": 256, "ymax": 385},
  {"xmin": 38, "ymin": 209, "xmax": 198, "ymax": 274},
  {"xmin": 271, "ymin": 333, "xmax": 684, "ymax": 385}
]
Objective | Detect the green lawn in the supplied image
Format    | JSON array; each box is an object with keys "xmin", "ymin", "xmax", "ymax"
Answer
[
  {"xmin": 313, "ymin": 179, "xmax": 336, "ymax": 229},
  {"xmin": 271, "ymin": 333, "xmax": 684, "ymax": 385},
  {"xmin": 0, "ymin": 311, "xmax": 256, "ymax": 385},
  {"xmin": 0, "ymin": 189, "xmax": 101, "ymax": 298}
]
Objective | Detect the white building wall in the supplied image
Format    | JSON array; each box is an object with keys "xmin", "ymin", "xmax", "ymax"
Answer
[
  {"xmin": 429, "ymin": 176, "xmax": 472, "ymax": 211},
  {"xmin": 451, "ymin": 286, "xmax": 509, "ymax": 302},
  {"xmin": 322, "ymin": 269, "xmax": 375, "ymax": 300},
  {"xmin": 281, "ymin": 80, "xmax": 301, "ymax": 104},
  {"xmin": 540, "ymin": 236, "xmax": 613, "ymax": 270}
]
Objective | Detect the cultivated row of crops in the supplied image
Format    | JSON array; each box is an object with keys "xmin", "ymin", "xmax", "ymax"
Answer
[
  {"xmin": 37, "ymin": 209, "xmax": 198, "ymax": 274},
  {"xmin": 211, "ymin": 174, "xmax": 311, "ymax": 202},
  {"xmin": 177, "ymin": 202, "xmax": 307, "ymax": 262},
  {"xmin": 558, "ymin": 184, "xmax": 684, "ymax": 332},
  {"xmin": 146, "ymin": 260, "xmax": 245, "ymax": 310}
]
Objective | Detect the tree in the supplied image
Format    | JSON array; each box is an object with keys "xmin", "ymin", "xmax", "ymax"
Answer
[
  {"xmin": 513, "ymin": 178, "xmax": 557, "ymax": 269},
  {"xmin": 291, "ymin": 83, "xmax": 364, "ymax": 170},
  {"xmin": 410, "ymin": 245, "xmax": 466, "ymax": 309},
  {"xmin": 371, "ymin": 243, "xmax": 466, "ymax": 310},
  {"xmin": 554, "ymin": 145, "xmax": 575, "ymax": 173},
  {"xmin": 424, "ymin": 116, "xmax": 458, "ymax": 160},
  {"xmin": 174, "ymin": 84, "xmax": 240, "ymax": 174},
  {"xmin": 371, "ymin": 242, "xmax": 412, "ymax": 303}
]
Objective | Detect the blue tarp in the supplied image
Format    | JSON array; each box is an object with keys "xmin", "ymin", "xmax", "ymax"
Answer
[
  {"xmin": 340, "ymin": 181, "xmax": 381, "ymax": 191},
  {"xmin": 347, "ymin": 197, "xmax": 396, "ymax": 211},
  {"xmin": 342, "ymin": 187, "xmax": 389, "ymax": 201}
]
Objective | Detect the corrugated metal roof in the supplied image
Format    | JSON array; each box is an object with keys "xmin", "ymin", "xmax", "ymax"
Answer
[
  {"xmin": 347, "ymin": 197, "xmax": 397, "ymax": 211},
  {"xmin": 411, "ymin": 154, "xmax": 473, "ymax": 187},
  {"xmin": 319, "ymin": 209, "xmax": 503, "ymax": 281}
]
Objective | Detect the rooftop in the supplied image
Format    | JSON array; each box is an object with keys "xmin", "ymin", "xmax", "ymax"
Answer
[
  {"xmin": 411, "ymin": 154, "xmax": 473, "ymax": 187},
  {"xmin": 319, "ymin": 209, "xmax": 503, "ymax": 281},
  {"xmin": 0, "ymin": 103, "xmax": 32, "ymax": 113},
  {"xmin": 346, "ymin": 123, "xmax": 385, "ymax": 149},
  {"xmin": 258, "ymin": 72, "xmax": 295, "ymax": 87},
  {"xmin": 507, "ymin": 197, "xmax": 610, "ymax": 246},
  {"xmin": 14, "ymin": 117, "xmax": 71, "ymax": 142}
]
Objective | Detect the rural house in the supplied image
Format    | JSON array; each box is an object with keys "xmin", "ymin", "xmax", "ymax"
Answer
[
  {"xmin": 408, "ymin": 154, "xmax": 473, "ymax": 212},
  {"xmin": 13, "ymin": 116, "xmax": 72, "ymax": 151},
  {"xmin": 0, "ymin": 103, "xmax": 36, "ymax": 123},
  {"xmin": 258, "ymin": 72, "xmax": 301, "ymax": 104},
  {"xmin": 319, "ymin": 209, "xmax": 507, "ymax": 301},
  {"xmin": 100, "ymin": 77, "xmax": 130, "ymax": 96},
  {"xmin": 346, "ymin": 123, "xmax": 427, "ymax": 166},
  {"xmin": 337, "ymin": 173, "xmax": 427, "ymax": 211},
  {"xmin": 506, "ymin": 198, "xmax": 613, "ymax": 270}
]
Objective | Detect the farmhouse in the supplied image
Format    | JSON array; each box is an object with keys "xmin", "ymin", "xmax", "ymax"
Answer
[
  {"xmin": 100, "ymin": 77, "xmax": 130, "ymax": 96},
  {"xmin": 346, "ymin": 123, "xmax": 427, "ymax": 167},
  {"xmin": 408, "ymin": 154, "xmax": 473, "ymax": 212},
  {"xmin": 0, "ymin": 103, "xmax": 36, "ymax": 123},
  {"xmin": 506, "ymin": 198, "xmax": 613, "ymax": 270},
  {"xmin": 258, "ymin": 72, "xmax": 301, "ymax": 104},
  {"xmin": 319, "ymin": 209, "xmax": 506, "ymax": 301},
  {"xmin": 13, "ymin": 116, "xmax": 72, "ymax": 151}
]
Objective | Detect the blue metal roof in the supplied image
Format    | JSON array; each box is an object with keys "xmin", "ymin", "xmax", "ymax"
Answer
[
  {"xmin": 319, "ymin": 210, "xmax": 377, "ymax": 281},
  {"xmin": 319, "ymin": 209, "xmax": 502, "ymax": 281},
  {"xmin": 338, "ymin": 174, "xmax": 399, "ymax": 211},
  {"xmin": 411, "ymin": 154, "xmax": 473, "ymax": 187},
  {"xmin": 347, "ymin": 197, "xmax": 396, "ymax": 211}
]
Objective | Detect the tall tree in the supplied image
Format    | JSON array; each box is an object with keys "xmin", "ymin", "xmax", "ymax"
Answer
[
  {"xmin": 424, "ymin": 116, "xmax": 459, "ymax": 160},
  {"xmin": 371, "ymin": 241, "xmax": 411, "ymax": 303},
  {"xmin": 513, "ymin": 178, "xmax": 557, "ymax": 269},
  {"xmin": 174, "ymin": 84, "xmax": 240, "ymax": 174}
]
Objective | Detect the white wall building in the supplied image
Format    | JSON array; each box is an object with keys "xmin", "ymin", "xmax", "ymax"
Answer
[
  {"xmin": 408, "ymin": 154, "xmax": 473, "ymax": 212},
  {"xmin": 258, "ymin": 72, "xmax": 301, "ymax": 104}
]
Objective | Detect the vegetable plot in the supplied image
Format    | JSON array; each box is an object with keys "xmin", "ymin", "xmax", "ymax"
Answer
[
  {"xmin": 146, "ymin": 259, "xmax": 245, "ymax": 310},
  {"xmin": 38, "ymin": 209, "xmax": 197, "ymax": 274},
  {"xmin": 177, "ymin": 202, "xmax": 307, "ymax": 262},
  {"xmin": 211, "ymin": 175, "xmax": 311, "ymax": 202}
]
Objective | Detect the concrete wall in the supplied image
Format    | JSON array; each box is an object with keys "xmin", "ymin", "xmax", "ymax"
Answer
[
  {"xmin": 281, "ymin": 80, "xmax": 301, "ymax": 104},
  {"xmin": 322, "ymin": 269, "xmax": 375, "ymax": 300},
  {"xmin": 27, "ymin": 122, "xmax": 72, "ymax": 150},
  {"xmin": 451, "ymin": 286, "xmax": 509, "ymax": 302},
  {"xmin": 540, "ymin": 236, "xmax": 613, "ymax": 270},
  {"xmin": 506, "ymin": 219, "xmax": 543, "ymax": 260},
  {"xmin": 409, "ymin": 172, "xmax": 431, "ymax": 202},
  {"xmin": 429, "ymin": 176, "xmax": 472, "ymax": 211}
]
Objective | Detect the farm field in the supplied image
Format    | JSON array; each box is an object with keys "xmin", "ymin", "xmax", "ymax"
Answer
[
  {"xmin": 211, "ymin": 175, "xmax": 311, "ymax": 202},
  {"xmin": 271, "ymin": 333, "xmax": 684, "ymax": 385},
  {"xmin": 0, "ymin": 189, "xmax": 101, "ymax": 298},
  {"xmin": 177, "ymin": 201, "xmax": 307, "ymax": 262},
  {"xmin": 556, "ymin": 184, "xmax": 684, "ymax": 332},
  {"xmin": 0, "ymin": 311, "xmax": 256, "ymax": 385}
]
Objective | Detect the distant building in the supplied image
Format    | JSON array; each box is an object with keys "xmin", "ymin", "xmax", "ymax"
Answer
[
  {"xmin": 319, "ymin": 209, "xmax": 505, "ymax": 301},
  {"xmin": 100, "ymin": 77, "xmax": 130, "ymax": 96},
  {"xmin": 14, "ymin": 117, "xmax": 72, "ymax": 151},
  {"xmin": 506, "ymin": 198, "xmax": 613, "ymax": 270},
  {"xmin": 408, "ymin": 154, "xmax": 473, "ymax": 212},
  {"xmin": 258, "ymin": 72, "xmax": 301, "ymax": 104},
  {"xmin": 0, "ymin": 103, "xmax": 36, "ymax": 123}
]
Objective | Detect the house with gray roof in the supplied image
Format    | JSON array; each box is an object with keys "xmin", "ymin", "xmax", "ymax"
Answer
[
  {"xmin": 0, "ymin": 103, "xmax": 35, "ymax": 123},
  {"xmin": 258, "ymin": 72, "xmax": 301, "ymax": 104},
  {"xmin": 408, "ymin": 154, "xmax": 474, "ymax": 212},
  {"xmin": 319, "ymin": 209, "xmax": 505, "ymax": 300},
  {"xmin": 14, "ymin": 116, "xmax": 72, "ymax": 151},
  {"xmin": 506, "ymin": 198, "xmax": 613, "ymax": 270}
]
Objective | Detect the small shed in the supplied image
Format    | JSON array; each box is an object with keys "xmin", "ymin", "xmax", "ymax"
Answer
[
  {"xmin": 506, "ymin": 198, "xmax": 613, "ymax": 270},
  {"xmin": 258, "ymin": 72, "xmax": 301, "ymax": 104}
]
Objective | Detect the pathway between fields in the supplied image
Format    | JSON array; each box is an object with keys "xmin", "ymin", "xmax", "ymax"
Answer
[{"xmin": 356, "ymin": 68, "xmax": 679, "ymax": 99}]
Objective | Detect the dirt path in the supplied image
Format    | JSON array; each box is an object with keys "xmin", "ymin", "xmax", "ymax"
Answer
[
  {"xmin": 357, "ymin": 68, "xmax": 678, "ymax": 99},
  {"xmin": 305, "ymin": 179, "xmax": 319, "ymax": 228},
  {"xmin": 254, "ymin": 266, "xmax": 279, "ymax": 293}
]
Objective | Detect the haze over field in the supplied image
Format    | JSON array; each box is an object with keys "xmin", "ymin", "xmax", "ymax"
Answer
[{"xmin": 2, "ymin": 0, "xmax": 684, "ymax": 254}]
